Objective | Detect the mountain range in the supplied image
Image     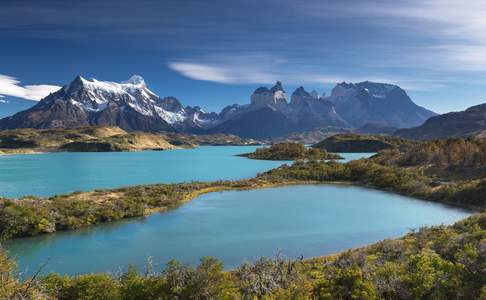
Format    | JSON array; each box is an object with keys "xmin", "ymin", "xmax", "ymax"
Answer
[{"xmin": 0, "ymin": 75, "xmax": 437, "ymax": 138}]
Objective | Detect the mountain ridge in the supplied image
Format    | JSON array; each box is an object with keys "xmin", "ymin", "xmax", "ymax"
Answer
[{"xmin": 0, "ymin": 75, "xmax": 437, "ymax": 138}]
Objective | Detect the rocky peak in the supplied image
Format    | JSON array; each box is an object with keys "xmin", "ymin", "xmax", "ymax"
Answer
[
  {"xmin": 329, "ymin": 82, "xmax": 358, "ymax": 100},
  {"xmin": 292, "ymin": 86, "xmax": 311, "ymax": 97},
  {"xmin": 270, "ymin": 81, "xmax": 285, "ymax": 93},
  {"xmin": 122, "ymin": 75, "xmax": 146, "ymax": 88},
  {"xmin": 356, "ymin": 81, "xmax": 398, "ymax": 97},
  {"xmin": 253, "ymin": 87, "xmax": 270, "ymax": 94},
  {"xmin": 64, "ymin": 75, "xmax": 87, "ymax": 92},
  {"xmin": 291, "ymin": 86, "xmax": 316, "ymax": 106},
  {"xmin": 159, "ymin": 97, "xmax": 184, "ymax": 112},
  {"xmin": 310, "ymin": 90, "xmax": 320, "ymax": 99},
  {"xmin": 250, "ymin": 81, "xmax": 288, "ymax": 108}
]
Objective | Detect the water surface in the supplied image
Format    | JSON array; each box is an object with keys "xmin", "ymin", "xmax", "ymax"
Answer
[
  {"xmin": 0, "ymin": 147, "xmax": 373, "ymax": 198},
  {"xmin": 6, "ymin": 184, "xmax": 470, "ymax": 276}
]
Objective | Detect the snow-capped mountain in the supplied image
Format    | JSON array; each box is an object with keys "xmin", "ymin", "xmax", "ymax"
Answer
[
  {"xmin": 0, "ymin": 75, "xmax": 220, "ymax": 132},
  {"xmin": 0, "ymin": 76, "xmax": 437, "ymax": 139}
]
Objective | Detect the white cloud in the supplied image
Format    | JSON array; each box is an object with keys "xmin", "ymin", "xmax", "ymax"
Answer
[
  {"xmin": 0, "ymin": 74, "xmax": 60, "ymax": 101},
  {"xmin": 376, "ymin": 0, "xmax": 486, "ymax": 71},
  {"xmin": 168, "ymin": 54, "xmax": 444, "ymax": 91},
  {"xmin": 168, "ymin": 1, "xmax": 486, "ymax": 91},
  {"xmin": 169, "ymin": 62, "xmax": 243, "ymax": 84},
  {"xmin": 301, "ymin": 0, "xmax": 486, "ymax": 72},
  {"xmin": 168, "ymin": 54, "xmax": 280, "ymax": 85}
]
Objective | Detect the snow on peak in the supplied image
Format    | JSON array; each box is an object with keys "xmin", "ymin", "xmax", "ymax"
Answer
[
  {"xmin": 62, "ymin": 75, "xmax": 205, "ymax": 126},
  {"xmin": 122, "ymin": 75, "xmax": 145, "ymax": 86}
]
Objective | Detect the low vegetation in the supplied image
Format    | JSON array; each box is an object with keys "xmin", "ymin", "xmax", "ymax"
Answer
[
  {"xmin": 0, "ymin": 180, "xmax": 281, "ymax": 239},
  {"xmin": 159, "ymin": 131, "xmax": 261, "ymax": 147},
  {"xmin": 0, "ymin": 126, "xmax": 262, "ymax": 154},
  {"xmin": 239, "ymin": 142, "xmax": 342, "ymax": 160},
  {"xmin": 0, "ymin": 126, "xmax": 175, "ymax": 153},
  {"xmin": 313, "ymin": 133, "xmax": 419, "ymax": 153},
  {"xmin": 262, "ymin": 159, "xmax": 486, "ymax": 209},
  {"xmin": 375, "ymin": 137, "xmax": 486, "ymax": 169},
  {"xmin": 1, "ymin": 136, "xmax": 486, "ymax": 299},
  {"xmin": 1, "ymin": 210, "xmax": 484, "ymax": 299}
]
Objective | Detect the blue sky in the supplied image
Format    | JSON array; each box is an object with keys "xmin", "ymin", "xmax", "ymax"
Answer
[{"xmin": 1, "ymin": 0, "xmax": 486, "ymax": 113}]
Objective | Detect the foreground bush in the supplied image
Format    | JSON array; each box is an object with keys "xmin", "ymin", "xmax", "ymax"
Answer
[{"xmin": 1, "ymin": 209, "xmax": 484, "ymax": 299}]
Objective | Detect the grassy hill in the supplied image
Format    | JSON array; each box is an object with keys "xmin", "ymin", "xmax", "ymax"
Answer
[
  {"xmin": 0, "ymin": 126, "xmax": 261, "ymax": 154},
  {"xmin": 0, "ymin": 126, "xmax": 175, "ymax": 154}
]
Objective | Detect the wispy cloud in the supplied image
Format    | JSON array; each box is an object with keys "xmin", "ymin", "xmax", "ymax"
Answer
[
  {"xmin": 167, "ymin": 0, "xmax": 486, "ymax": 93},
  {"xmin": 168, "ymin": 53, "xmax": 445, "ymax": 91},
  {"xmin": 299, "ymin": 0, "xmax": 486, "ymax": 72},
  {"xmin": 168, "ymin": 53, "xmax": 283, "ymax": 85},
  {"xmin": 168, "ymin": 62, "xmax": 274, "ymax": 84},
  {"xmin": 0, "ymin": 74, "xmax": 60, "ymax": 101}
]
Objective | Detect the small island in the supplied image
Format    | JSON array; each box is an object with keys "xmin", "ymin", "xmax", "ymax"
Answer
[
  {"xmin": 312, "ymin": 133, "xmax": 419, "ymax": 153},
  {"xmin": 239, "ymin": 142, "xmax": 343, "ymax": 160}
]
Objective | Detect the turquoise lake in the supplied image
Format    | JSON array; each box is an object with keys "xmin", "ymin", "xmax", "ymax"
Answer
[
  {"xmin": 0, "ymin": 147, "xmax": 469, "ymax": 276},
  {"xmin": 0, "ymin": 146, "xmax": 372, "ymax": 198},
  {"xmin": 5, "ymin": 184, "xmax": 470, "ymax": 276}
]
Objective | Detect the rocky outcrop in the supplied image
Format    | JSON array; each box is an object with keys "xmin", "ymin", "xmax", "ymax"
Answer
[
  {"xmin": 250, "ymin": 81, "xmax": 288, "ymax": 109},
  {"xmin": 328, "ymin": 81, "xmax": 436, "ymax": 128}
]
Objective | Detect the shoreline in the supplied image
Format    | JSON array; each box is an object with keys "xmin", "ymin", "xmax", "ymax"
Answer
[
  {"xmin": 0, "ymin": 142, "xmax": 263, "ymax": 156},
  {"xmin": 1, "ymin": 177, "xmax": 480, "ymax": 241}
]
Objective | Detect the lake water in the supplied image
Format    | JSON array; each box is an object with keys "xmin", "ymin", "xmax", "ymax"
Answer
[
  {"xmin": 5, "ymin": 184, "xmax": 470, "ymax": 276},
  {"xmin": 0, "ymin": 147, "xmax": 373, "ymax": 198}
]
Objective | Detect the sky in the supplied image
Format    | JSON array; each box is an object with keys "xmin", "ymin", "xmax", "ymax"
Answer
[{"xmin": 1, "ymin": 0, "xmax": 486, "ymax": 113}]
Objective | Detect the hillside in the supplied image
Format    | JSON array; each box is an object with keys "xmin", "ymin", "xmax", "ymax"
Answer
[
  {"xmin": 0, "ymin": 126, "xmax": 175, "ymax": 153},
  {"xmin": 395, "ymin": 103, "xmax": 486, "ymax": 140},
  {"xmin": 268, "ymin": 126, "xmax": 351, "ymax": 144},
  {"xmin": 312, "ymin": 133, "xmax": 418, "ymax": 153},
  {"xmin": 0, "ymin": 126, "xmax": 260, "ymax": 154},
  {"xmin": 158, "ymin": 131, "xmax": 260, "ymax": 147}
]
